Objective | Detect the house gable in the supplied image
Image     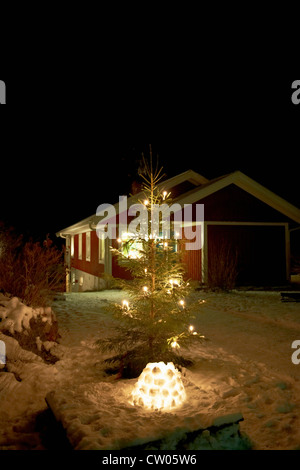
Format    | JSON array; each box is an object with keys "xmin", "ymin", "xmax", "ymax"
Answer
[
  {"xmin": 176, "ymin": 171, "xmax": 300, "ymax": 225},
  {"xmin": 193, "ymin": 184, "xmax": 297, "ymax": 223},
  {"xmin": 112, "ymin": 169, "xmax": 208, "ymax": 217}
]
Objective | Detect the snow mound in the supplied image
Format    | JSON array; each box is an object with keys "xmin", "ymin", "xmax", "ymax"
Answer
[
  {"xmin": 0, "ymin": 296, "xmax": 54, "ymax": 335},
  {"xmin": 0, "ymin": 332, "xmax": 43, "ymax": 363}
]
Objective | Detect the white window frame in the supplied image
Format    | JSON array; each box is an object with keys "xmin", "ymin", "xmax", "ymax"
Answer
[
  {"xmin": 71, "ymin": 235, "xmax": 74, "ymax": 258},
  {"xmin": 98, "ymin": 233, "xmax": 105, "ymax": 263},
  {"xmin": 86, "ymin": 231, "xmax": 91, "ymax": 262},
  {"xmin": 78, "ymin": 233, "xmax": 82, "ymax": 260}
]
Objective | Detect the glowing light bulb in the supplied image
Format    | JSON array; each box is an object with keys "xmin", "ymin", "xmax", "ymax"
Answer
[
  {"xmin": 189, "ymin": 325, "xmax": 194, "ymax": 332},
  {"xmin": 162, "ymin": 191, "xmax": 168, "ymax": 200},
  {"xmin": 171, "ymin": 341, "xmax": 180, "ymax": 349},
  {"xmin": 164, "ymin": 242, "xmax": 168, "ymax": 248},
  {"xmin": 144, "ymin": 268, "xmax": 148, "ymax": 274},
  {"xmin": 143, "ymin": 286, "xmax": 148, "ymax": 293},
  {"xmin": 117, "ymin": 238, "xmax": 122, "ymax": 243},
  {"xmin": 144, "ymin": 199, "xmax": 149, "ymax": 206},
  {"xmin": 179, "ymin": 300, "xmax": 185, "ymax": 307},
  {"xmin": 122, "ymin": 300, "xmax": 129, "ymax": 310}
]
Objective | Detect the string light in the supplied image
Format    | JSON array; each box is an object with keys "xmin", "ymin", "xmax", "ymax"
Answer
[
  {"xmin": 179, "ymin": 300, "xmax": 185, "ymax": 307},
  {"xmin": 122, "ymin": 300, "xmax": 129, "ymax": 310},
  {"xmin": 189, "ymin": 325, "xmax": 194, "ymax": 332},
  {"xmin": 143, "ymin": 286, "xmax": 148, "ymax": 293},
  {"xmin": 144, "ymin": 199, "xmax": 149, "ymax": 206},
  {"xmin": 171, "ymin": 341, "xmax": 180, "ymax": 349}
]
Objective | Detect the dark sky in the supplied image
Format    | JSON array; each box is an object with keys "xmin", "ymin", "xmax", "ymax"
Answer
[
  {"xmin": 0, "ymin": 79, "xmax": 299, "ymax": 242},
  {"xmin": 1, "ymin": 139, "xmax": 299, "ymax": 242}
]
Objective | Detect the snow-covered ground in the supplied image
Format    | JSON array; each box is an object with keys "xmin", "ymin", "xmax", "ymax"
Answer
[{"xmin": 1, "ymin": 289, "xmax": 300, "ymax": 450}]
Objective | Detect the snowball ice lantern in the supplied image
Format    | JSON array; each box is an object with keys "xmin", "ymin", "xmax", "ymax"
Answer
[{"xmin": 130, "ymin": 362, "xmax": 186, "ymax": 411}]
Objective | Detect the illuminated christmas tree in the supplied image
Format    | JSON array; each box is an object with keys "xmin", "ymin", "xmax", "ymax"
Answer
[{"xmin": 99, "ymin": 148, "xmax": 205, "ymax": 377}]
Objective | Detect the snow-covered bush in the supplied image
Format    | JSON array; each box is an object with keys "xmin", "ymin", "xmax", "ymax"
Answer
[
  {"xmin": 0, "ymin": 294, "xmax": 59, "ymax": 362},
  {"xmin": 0, "ymin": 296, "xmax": 53, "ymax": 335}
]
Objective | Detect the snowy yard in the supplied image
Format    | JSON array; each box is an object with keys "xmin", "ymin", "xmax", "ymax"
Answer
[{"xmin": 1, "ymin": 289, "xmax": 300, "ymax": 450}]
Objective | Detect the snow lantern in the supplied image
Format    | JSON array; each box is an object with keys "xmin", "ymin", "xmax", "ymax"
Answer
[{"xmin": 130, "ymin": 362, "xmax": 186, "ymax": 411}]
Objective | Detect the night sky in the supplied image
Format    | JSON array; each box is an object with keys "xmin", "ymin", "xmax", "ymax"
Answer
[
  {"xmin": 0, "ymin": 79, "xmax": 299, "ymax": 243},
  {"xmin": 0, "ymin": 138, "xmax": 299, "ymax": 243}
]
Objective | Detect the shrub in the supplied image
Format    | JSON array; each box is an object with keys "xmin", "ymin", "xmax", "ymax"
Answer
[
  {"xmin": 0, "ymin": 225, "xmax": 65, "ymax": 307},
  {"xmin": 3, "ymin": 314, "xmax": 60, "ymax": 364},
  {"xmin": 206, "ymin": 237, "xmax": 239, "ymax": 291}
]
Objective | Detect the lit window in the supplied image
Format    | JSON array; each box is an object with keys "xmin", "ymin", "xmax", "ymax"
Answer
[
  {"xmin": 78, "ymin": 233, "xmax": 82, "ymax": 260},
  {"xmin": 86, "ymin": 232, "xmax": 91, "ymax": 261},
  {"xmin": 157, "ymin": 239, "xmax": 178, "ymax": 253},
  {"xmin": 98, "ymin": 234, "xmax": 105, "ymax": 263},
  {"xmin": 71, "ymin": 235, "xmax": 74, "ymax": 258},
  {"xmin": 120, "ymin": 233, "xmax": 143, "ymax": 259}
]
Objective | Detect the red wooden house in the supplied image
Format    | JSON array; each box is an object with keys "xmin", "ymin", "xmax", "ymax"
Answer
[{"xmin": 56, "ymin": 170, "xmax": 300, "ymax": 291}]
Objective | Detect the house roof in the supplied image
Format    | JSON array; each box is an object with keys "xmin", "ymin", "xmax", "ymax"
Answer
[
  {"xmin": 173, "ymin": 171, "xmax": 300, "ymax": 224},
  {"xmin": 56, "ymin": 170, "xmax": 300, "ymax": 237},
  {"xmin": 56, "ymin": 169, "xmax": 207, "ymax": 236}
]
